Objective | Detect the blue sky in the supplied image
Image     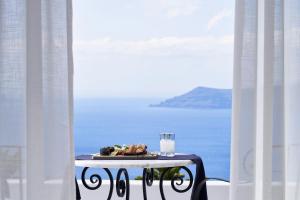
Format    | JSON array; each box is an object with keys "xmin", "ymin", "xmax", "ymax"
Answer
[{"xmin": 73, "ymin": 0, "xmax": 234, "ymax": 98}]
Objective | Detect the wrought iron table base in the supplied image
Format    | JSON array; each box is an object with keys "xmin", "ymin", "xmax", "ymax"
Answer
[{"xmin": 78, "ymin": 166, "xmax": 195, "ymax": 200}]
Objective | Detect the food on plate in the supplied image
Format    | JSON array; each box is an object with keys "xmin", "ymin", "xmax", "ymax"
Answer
[
  {"xmin": 125, "ymin": 144, "xmax": 147, "ymax": 155},
  {"xmin": 100, "ymin": 144, "xmax": 147, "ymax": 156},
  {"xmin": 100, "ymin": 146, "xmax": 115, "ymax": 156}
]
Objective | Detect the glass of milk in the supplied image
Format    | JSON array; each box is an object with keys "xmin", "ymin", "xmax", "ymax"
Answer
[{"xmin": 160, "ymin": 132, "xmax": 175, "ymax": 157}]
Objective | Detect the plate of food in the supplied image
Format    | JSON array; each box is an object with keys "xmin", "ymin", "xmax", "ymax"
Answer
[{"xmin": 92, "ymin": 144, "xmax": 158, "ymax": 160}]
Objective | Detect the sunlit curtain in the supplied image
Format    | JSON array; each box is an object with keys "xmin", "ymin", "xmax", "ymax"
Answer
[
  {"xmin": 230, "ymin": 0, "xmax": 300, "ymax": 200},
  {"xmin": 0, "ymin": 0, "xmax": 74, "ymax": 200}
]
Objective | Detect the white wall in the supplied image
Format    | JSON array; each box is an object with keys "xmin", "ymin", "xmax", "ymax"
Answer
[{"xmin": 2, "ymin": 179, "xmax": 229, "ymax": 199}]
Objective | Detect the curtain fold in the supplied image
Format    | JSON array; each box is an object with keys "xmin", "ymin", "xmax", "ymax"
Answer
[
  {"xmin": 231, "ymin": 0, "xmax": 300, "ymax": 200},
  {"xmin": 0, "ymin": 0, "xmax": 75, "ymax": 200}
]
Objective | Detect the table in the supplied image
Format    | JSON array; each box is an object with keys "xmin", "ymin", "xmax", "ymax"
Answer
[{"xmin": 75, "ymin": 154, "xmax": 208, "ymax": 200}]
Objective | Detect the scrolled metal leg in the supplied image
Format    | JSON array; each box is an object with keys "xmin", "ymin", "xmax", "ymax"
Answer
[
  {"xmin": 116, "ymin": 168, "xmax": 130, "ymax": 200},
  {"xmin": 171, "ymin": 166, "xmax": 193, "ymax": 193},
  {"xmin": 159, "ymin": 167, "xmax": 194, "ymax": 200},
  {"xmin": 81, "ymin": 167, "xmax": 102, "ymax": 190},
  {"xmin": 104, "ymin": 168, "xmax": 114, "ymax": 200},
  {"xmin": 159, "ymin": 168, "xmax": 171, "ymax": 200},
  {"xmin": 142, "ymin": 168, "xmax": 154, "ymax": 200},
  {"xmin": 75, "ymin": 177, "xmax": 81, "ymax": 200},
  {"xmin": 80, "ymin": 167, "xmax": 114, "ymax": 200}
]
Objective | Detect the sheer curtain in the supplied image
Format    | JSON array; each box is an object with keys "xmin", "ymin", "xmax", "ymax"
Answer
[
  {"xmin": 0, "ymin": 0, "xmax": 75, "ymax": 200},
  {"xmin": 231, "ymin": 0, "xmax": 300, "ymax": 200}
]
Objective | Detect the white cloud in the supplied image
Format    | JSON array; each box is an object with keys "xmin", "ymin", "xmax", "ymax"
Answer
[
  {"xmin": 207, "ymin": 9, "xmax": 232, "ymax": 30},
  {"xmin": 74, "ymin": 35, "xmax": 234, "ymax": 98},
  {"xmin": 145, "ymin": 0, "xmax": 200, "ymax": 18},
  {"xmin": 74, "ymin": 35, "xmax": 233, "ymax": 57}
]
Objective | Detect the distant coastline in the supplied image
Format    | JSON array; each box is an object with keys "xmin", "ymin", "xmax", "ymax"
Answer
[{"xmin": 150, "ymin": 87, "xmax": 232, "ymax": 109}]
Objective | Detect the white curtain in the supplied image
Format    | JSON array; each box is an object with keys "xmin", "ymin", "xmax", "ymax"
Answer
[
  {"xmin": 231, "ymin": 0, "xmax": 300, "ymax": 200},
  {"xmin": 0, "ymin": 0, "xmax": 75, "ymax": 200}
]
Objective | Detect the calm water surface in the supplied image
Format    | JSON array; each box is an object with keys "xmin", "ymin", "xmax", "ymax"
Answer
[{"xmin": 74, "ymin": 98, "xmax": 231, "ymax": 180}]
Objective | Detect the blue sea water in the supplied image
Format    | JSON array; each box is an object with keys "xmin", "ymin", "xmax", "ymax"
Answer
[{"xmin": 74, "ymin": 98, "xmax": 231, "ymax": 180}]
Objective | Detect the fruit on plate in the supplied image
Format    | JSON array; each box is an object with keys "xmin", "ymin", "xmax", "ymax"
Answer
[{"xmin": 100, "ymin": 144, "xmax": 147, "ymax": 156}]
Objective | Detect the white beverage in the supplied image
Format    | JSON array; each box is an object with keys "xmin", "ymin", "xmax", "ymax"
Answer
[{"xmin": 160, "ymin": 133, "xmax": 175, "ymax": 157}]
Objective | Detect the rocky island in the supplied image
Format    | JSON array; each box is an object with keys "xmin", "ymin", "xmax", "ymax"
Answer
[{"xmin": 151, "ymin": 87, "xmax": 232, "ymax": 109}]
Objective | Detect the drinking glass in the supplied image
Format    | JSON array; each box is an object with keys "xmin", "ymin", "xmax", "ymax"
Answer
[{"xmin": 160, "ymin": 132, "xmax": 175, "ymax": 157}]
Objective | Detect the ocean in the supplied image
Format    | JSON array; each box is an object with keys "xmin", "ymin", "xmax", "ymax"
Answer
[{"xmin": 74, "ymin": 98, "xmax": 231, "ymax": 180}]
